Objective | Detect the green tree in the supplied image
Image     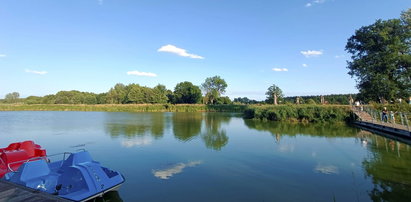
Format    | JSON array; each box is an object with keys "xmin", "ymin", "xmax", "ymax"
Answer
[
  {"xmin": 4, "ymin": 92, "xmax": 20, "ymax": 103},
  {"xmin": 346, "ymin": 12, "xmax": 411, "ymax": 102},
  {"xmin": 265, "ymin": 84, "xmax": 283, "ymax": 105},
  {"xmin": 96, "ymin": 93, "xmax": 107, "ymax": 104},
  {"xmin": 174, "ymin": 81, "xmax": 202, "ymax": 104},
  {"xmin": 216, "ymin": 96, "xmax": 232, "ymax": 104},
  {"xmin": 106, "ymin": 83, "xmax": 127, "ymax": 104},
  {"xmin": 306, "ymin": 99, "xmax": 316, "ymax": 105},
  {"xmin": 201, "ymin": 76, "xmax": 227, "ymax": 104},
  {"xmin": 24, "ymin": 96, "xmax": 43, "ymax": 104},
  {"xmin": 153, "ymin": 84, "xmax": 169, "ymax": 104},
  {"xmin": 42, "ymin": 94, "xmax": 56, "ymax": 104},
  {"xmin": 126, "ymin": 84, "xmax": 145, "ymax": 104}
]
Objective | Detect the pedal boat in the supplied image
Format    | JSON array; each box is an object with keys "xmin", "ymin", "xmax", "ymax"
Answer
[
  {"xmin": 4, "ymin": 151, "xmax": 125, "ymax": 202},
  {"xmin": 0, "ymin": 140, "xmax": 46, "ymax": 177}
]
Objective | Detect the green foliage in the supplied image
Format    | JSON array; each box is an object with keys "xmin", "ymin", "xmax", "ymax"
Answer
[
  {"xmin": 0, "ymin": 104, "xmax": 247, "ymax": 113},
  {"xmin": 96, "ymin": 93, "xmax": 107, "ymax": 104},
  {"xmin": 244, "ymin": 105, "xmax": 351, "ymax": 123},
  {"xmin": 173, "ymin": 81, "xmax": 202, "ymax": 104},
  {"xmin": 216, "ymin": 96, "xmax": 232, "ymax": 104},
  {"xmin": 306, "ymin": 99, "xmax": 316, "ymax": 105},
  {"xmin": 25, "ymin": 96, "xmax": 43, "ymax": 104},
  {"xmin": 4, "ymin": 92, "xmax": 20, "ymax": 103},
  {"xmin": 346, "ymin": 12, "xmax": 411, "ymax": 102},
  {"xmin": 201, "ymin": 76, "xmax": 227, "ymax": 104},
  {"xmin": 233, "ymin": 97, "xmax": 259, "ymax": 104},
  {"xmin": 153, "ymin": 84, "xmax": 169, "ymax": 104},
  {"xmin": 106, "ymin": 83, "xmax": 127, "ymax": 104},
  {"xmin": 284, "ymin": 94, "xmax": 357, "ymax": 105},
  {"xmin": 265, "ymin": 84, "xmax": 283, "ymax": 104},
  {"xmin": 54, "ymin": 90, "xmax": 97, "ymax": 104}
]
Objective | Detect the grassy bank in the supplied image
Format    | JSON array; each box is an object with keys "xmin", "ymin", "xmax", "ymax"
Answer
[
  {"xmin": 0, "ymin": 104, "xmax": 247, "ymax": 112},
  {"xmin": 0, "ymin": 104, "xmax": 352, "ymax": 122},
  {"xmin": 243, "ymin": 105, "xmax": 351, "ymax": 123}
]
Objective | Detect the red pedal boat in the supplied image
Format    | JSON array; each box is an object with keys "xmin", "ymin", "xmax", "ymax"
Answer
[{"xmin": 0, "ymin": 141, "xmax": 46, "ymax": 177}]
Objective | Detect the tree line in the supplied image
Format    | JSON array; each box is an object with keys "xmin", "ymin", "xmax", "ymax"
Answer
[{"xmin": 2, "ymin": 76, "xmax": 232, "ymax": 105}]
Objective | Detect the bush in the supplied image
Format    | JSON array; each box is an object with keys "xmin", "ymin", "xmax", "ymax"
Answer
[{"xmin": 243, "ymin": 105, "xmax": 350, "ymax": 123}]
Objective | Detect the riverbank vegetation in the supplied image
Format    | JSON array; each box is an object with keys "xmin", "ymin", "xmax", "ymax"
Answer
[
  {"xmin": 0, "ymin": 104, "xmax": 352, "ymax": 123},
  {"xmin": 244, "ymin": 105, "xmax": 351, "ymax": 123},
  {"xmin": 0, "ymin": 104, "xmax": 247, "ymax": 112}
]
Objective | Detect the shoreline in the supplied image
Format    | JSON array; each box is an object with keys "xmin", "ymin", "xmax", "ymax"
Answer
[{"xmin": 0, "ymin": 104, "xmax": 352, "ymax": 123}]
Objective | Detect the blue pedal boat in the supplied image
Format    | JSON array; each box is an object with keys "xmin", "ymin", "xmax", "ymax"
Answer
[{"xmin": 4, "ymin": 151, "xmax": 125, "ymax": 202}]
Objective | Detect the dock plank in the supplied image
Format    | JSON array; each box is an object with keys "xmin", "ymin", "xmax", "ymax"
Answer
[
  {"xmin": 352, "ymin": 108, "xmax": 411, "ymax": 140},
  {"xmin": 0, "ymin": 180, "xmax": 71, "ymax": 202}
]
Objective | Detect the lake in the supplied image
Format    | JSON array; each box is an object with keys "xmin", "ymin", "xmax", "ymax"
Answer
[{"xmin": 0, "ymin": 111, "xmax": 410, "ymax": 202}]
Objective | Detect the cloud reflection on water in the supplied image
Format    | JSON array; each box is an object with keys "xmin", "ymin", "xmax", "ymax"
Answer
[
  {"xmin": 152, "ymin": 161, "xmax": 202, "ymax": 180},
  {"xmin": 314, "ymin": 164, "xmax": 339, "ymax": 175},
  {"xmin": 121, "ymin": 136, "xmax": 153, "ymax": 148}
]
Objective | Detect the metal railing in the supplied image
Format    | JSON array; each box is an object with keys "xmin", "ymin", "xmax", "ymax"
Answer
[
  {"xmin": 6, "ymin": 152, "xmax": 73, "ymax": 173},
  {"xmin": 353, "ymin": 105, "xmax": 410, "ymax": 132}
]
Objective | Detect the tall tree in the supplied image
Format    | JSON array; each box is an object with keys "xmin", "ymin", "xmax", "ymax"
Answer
[
  {"xmin": 345, "ymin": 12, "xmax": 411, "ymax": 102},
  {"xmin": 106, "ymin": 83, "xmax": 127, "ymax": 104},
  {"xmin": 174, "ymin": 81, "xmax": 202, "ymax": 104},
  {"xmin": 4, "ymin": 92, "xmax": 20, "ymax": 103},
  {"xmin": 153, "ymin": 84, "xmax": 169, "ymax": 104},
  {"xmin": 201, "ymin": 76, "xmax": 227, "ymax": 104},
  {"xmin": 265, "ymin": 84, "xmax": 283, "ymax": 105}
]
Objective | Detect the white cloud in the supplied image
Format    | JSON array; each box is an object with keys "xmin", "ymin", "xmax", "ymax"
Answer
[
  {"xmin": 301, "ymin": 50, "xmax": 323, "ymax": 57},
  {"xmin": 278, "ymin": 144, "xmax": 295, "ymax": 153},
  {"xmin": 25, "ymin": 69, "xmax": 47, "ymax": 75},
  {"xmin": 0, "ymin": 54, "xmax": 6, "ymax": 57},
  {"xmin": 158, "ymin": 44, "xmax": 204, "ymax": 59},
  {"xmin": 152, "ymin": 161, "xmax": 202, "ymax": 180},
  {"xmin": 302, "ymin": 64, "xmax": 308, "ymax": 67},
  {"xmin": 335, "ymin": 55, "xmax": 345, "ymax": 59},
  {"xmin": 127, "ymin": 70, "xmax": 157, "ymax": 77},
  {"xmin": 306, "ymin": 0, "xmax": 326, "ymax": 7},
  {"xmin": 272, "ymin": 68, "xmax": 288, "ymax": 72}
]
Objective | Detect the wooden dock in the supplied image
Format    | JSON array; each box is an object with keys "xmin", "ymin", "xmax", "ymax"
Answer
[
  {"xmin": 353, "ymin": 109, "xmax": 411, "ymax": 140},
  {"xmin": 0, "ymin": 179, "xmax": 71, "ymax": 202}
]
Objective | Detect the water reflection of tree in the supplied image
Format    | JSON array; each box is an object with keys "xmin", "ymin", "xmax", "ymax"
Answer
[
  {"xmin": 105, "ymin": 113, "xmax": 165, "ymax": 139},
  {"xmin": 201, "ymin": 113, "xmax": 231, "ymax": 151},
  {"xmin": 243, "ymin": 119, "xmax": 359, "ymax": 140},
  {"xmin": 362, "ymin": 135, "xmax": 411, "ymax": 201},
  {"xmin": 172, "ymin": 113, "xmax": 203, "ymax": 141}
]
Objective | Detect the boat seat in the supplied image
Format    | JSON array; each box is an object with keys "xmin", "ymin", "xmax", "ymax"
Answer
[
  {"xmin": 1, "ymin": 150, "xmax": 29, "ymax": 171},
  {"xmin": 17, "ymin": 160, "xmax": 51, "ymax": 182},
  {"xmin": 20, "ymin": 141, "xmax": 36, "ymax": 157}
]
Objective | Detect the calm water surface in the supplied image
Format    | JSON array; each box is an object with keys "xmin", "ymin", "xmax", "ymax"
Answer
[{"xmin": 0, "ymin": 111, "xmax": 410, "ymax": 202}]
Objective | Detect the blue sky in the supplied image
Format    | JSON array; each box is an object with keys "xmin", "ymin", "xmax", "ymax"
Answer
[{"xmin": 0, "ymin": 0, "xmax": 409, "ymax": 100}]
